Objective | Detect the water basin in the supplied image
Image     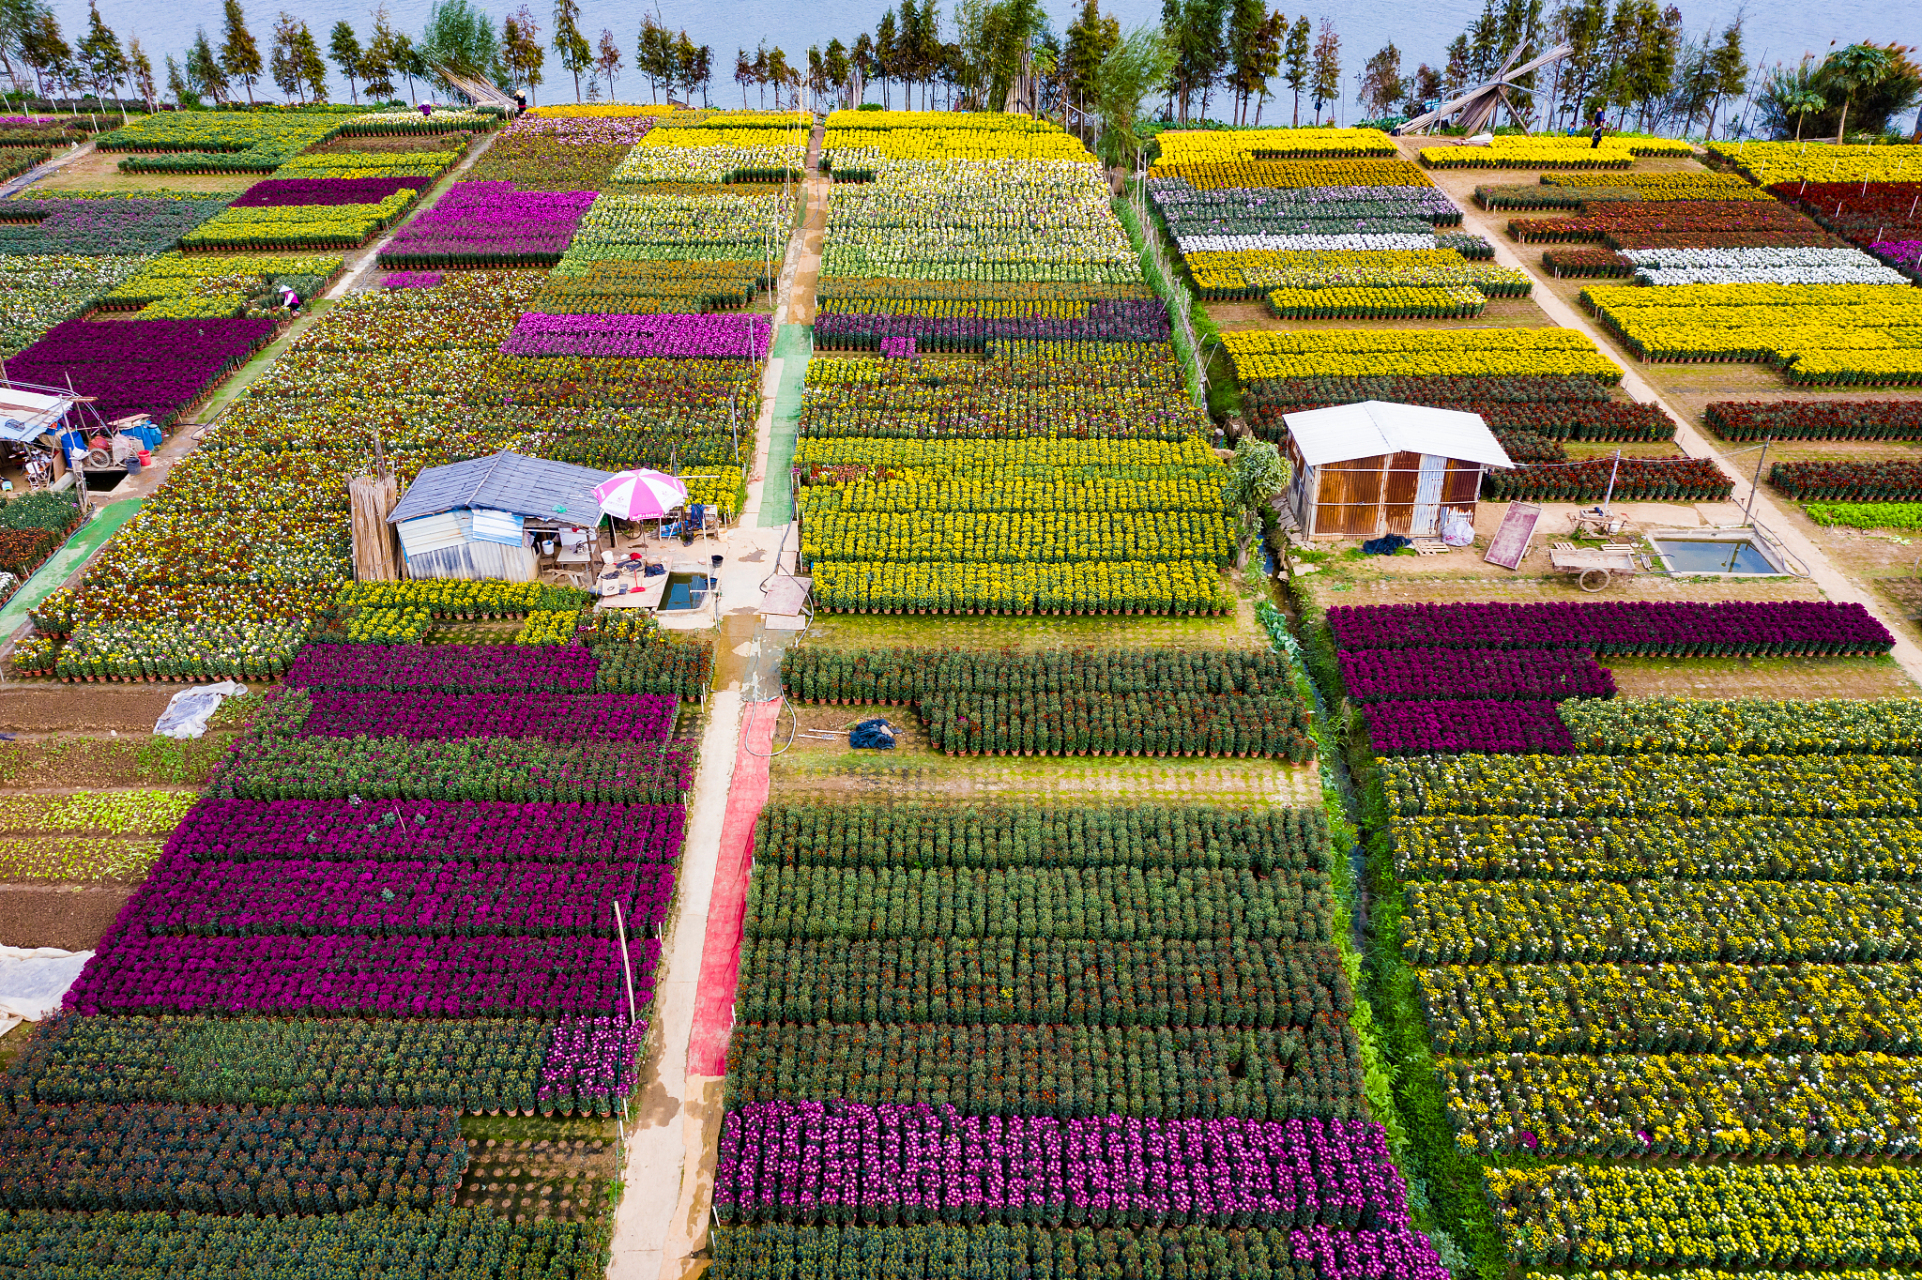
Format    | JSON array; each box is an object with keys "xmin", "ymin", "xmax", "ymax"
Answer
[
  {"xmin": 660, "ymin": 572, "xmax": 711, "ymax": 611},
  {"xmin": 1651, "ymin": 533, "xmax": 1786, "ymax": 576}
]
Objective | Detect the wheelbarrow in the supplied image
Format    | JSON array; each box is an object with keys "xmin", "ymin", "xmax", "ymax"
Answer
[{"xmin": 1549, "ymin": 544, "xmax": 1639, "ymax": 592}]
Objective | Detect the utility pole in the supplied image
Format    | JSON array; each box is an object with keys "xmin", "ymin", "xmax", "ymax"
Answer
[{"xmin": 1743, "ymin": 437, "xmax": 1771, "ymax": 526}]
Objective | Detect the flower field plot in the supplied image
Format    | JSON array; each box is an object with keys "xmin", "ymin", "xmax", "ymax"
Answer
[
  {"xmin": 803, "ymin": 114, "xmax": 1228, "ymax": 617},
  {"xmin": 465, "ymin": 111, "xmax": 659, "ymax": 191},
  {"xmin": 0, "ymin": 254, "xmax": 153, "ymax": 353},
  {"xmin": 95, "ymin": 108, "xmax": 367, "ymax": 174},
  {"xmin": 1317, "ymin": 596, "xmax": 1922, "ymax": 1280},
  {"xmin": 0, "ymin": 1209, "xmax": 604, "ymax": 1277},
  {"xmin": 6, "ymin": 314, "xmax": 274, "ymax": 427},
  {"xmin": 1222, "ymin": 327, "xmax": 1619, "ymax": 382},
  {"xmin": 1420, "ymin": 134, "xmax": 1691, "ymax": 169},
  {"xmin": 0, "ymin": 194, "xmax": 229, "ymax": 253},
  {"xmin": 1712, "ymin": 141, "xmax": 1922, "ymax": 188},
  {"xmin": 814, "ymin": 282, "xmax": 1167, "ymax": 349},
  {"xmin": 378, "ymin": 182, "xmax": 598, "ymax": 268},
  {"xmin": 271, "ymin": 148, "xmax": 458, "ymax": 181},
  {"xmin": 181, "ymin": 186, "xmax": 420, "ymax": 252},
  {"xmin": 614, "ymin": 111, "xmax": 806, "ymax": 184},
  {"xmin": 1582, "ymin": 283, "xmax": 1922, "ymax": 384},
  {"xmin": 96, "ymin": 250, "xmax": 343, "ymax": 318},
  {"xmin": 780, "ymin": 644, "xmax": 1312, "ymax": 758},
  {"xmin": 29, "ymin": 261, "xmax": 751, "ymax": 678},
  {"xmin": 0, "ymin": 620, "xmax": 702, "ymax": 1266},
  {"xmin": 713, "ymin": 801, "xmax": 1446, "ymax": 1277}
]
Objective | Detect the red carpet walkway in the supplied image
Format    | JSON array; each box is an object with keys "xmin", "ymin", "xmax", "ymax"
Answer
[{"xmin": 685, "ymin": 696, "xmax": 782, "ymax": 1077}]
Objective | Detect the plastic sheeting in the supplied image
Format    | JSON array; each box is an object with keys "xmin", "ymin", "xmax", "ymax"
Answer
[
  {"xmin": 1441, "ymin": 507, "xmax": 1477, "ymax": 547},
  {"xmin": 154, "ymin": 680, "xmax": 247, "ymax": 739},
  {"xmin": 850, "ymin": 718, "xmax": 897, "ymax": 750},
  {"xmin": 0, "ymin": 946, "xmax": 92, "ymax": 1020}
]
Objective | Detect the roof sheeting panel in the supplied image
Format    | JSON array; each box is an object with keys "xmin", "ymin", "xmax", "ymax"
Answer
[
  {"xmin": 388, "ymin": 451, "xmax": 615, "ymax": 525},
  {"xmin": 1281, "ymin": 400, "xmax": 1513, "ymax": 470}
]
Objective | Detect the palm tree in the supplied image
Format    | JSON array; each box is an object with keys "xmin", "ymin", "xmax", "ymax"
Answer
[
  {"xmin": 1823, "ymin": 44, "xmax": 1892, "ymax": 144},
  {"xmin": 1783, "ymin": 86, "xmax": 1825, "ymax": 142}
]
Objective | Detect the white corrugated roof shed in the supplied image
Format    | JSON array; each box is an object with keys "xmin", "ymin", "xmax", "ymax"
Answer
[{"xmin": 1281, "ymin": 400, "xmax": 1513, "ymax": 469}]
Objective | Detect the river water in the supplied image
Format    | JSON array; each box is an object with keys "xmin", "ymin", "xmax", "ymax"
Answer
[{"xmin": 57, "ymin": 0, "xmax": 1901, "ymax": 128}]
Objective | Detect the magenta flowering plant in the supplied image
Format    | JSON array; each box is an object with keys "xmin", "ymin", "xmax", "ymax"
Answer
[
  {"xmin": 1292, "ymin": 1224, "xmax": 1452, "ymax": 1280},
  {"xmin": 377, "ymin": 181, "xmax": 598, "ymax": 267},
  {"xmin": 231, "ymin": 177, "xmax": 428, "ymax": 207},
  {"xmin": 713, "ymin": 1106, "xmax": 1416, "ymax": 1232},
  {"xmin": 126, "ymin": 851, "xmax": 676, "ymax": 938},
  {"xmin": 165, "ymin": 798, "xmax": 686, "ymax": 866},
  {"xmin": 1338, "ymin": 650, "xmax": 1614, "ymax": 704},
  {"xmin": 820, "ymin": 301, "xmax": 1170, "ymax": 353},
  {"xmin": 1873, "ymin": 240, "xmax": 1922, "ymax": 269},
  {"xmin": 66, "ymin": 929, "xmax": 657, "ymax": 1019},
  {"xmin": 8, "ymin": 317, "xmax": 276, "ymax": 428},
  {"xmin": 382, "ymin": 270, "xmax": 444, "ymax": 288},
  {"xmin": 288, "ymin": 641, "xmax": 600, "ymax": 692},
  {"xmin": 500, "ymin": 312, "xmax": 772, "ymax": 360},
  {"xmin": 1363, "ymin": 700, "xmax": 1574, "ymax": 755},
  {"xmin": 297, "ymin": 689, "xmax": 679, "ymax": 743},
  {"xmin": 539, "ymin": 1015, "xmax": 646, "ymax": 1116},
  {"xmin": 1328, "ymin": 601, "xmax": 1894, "ymax": 656}
]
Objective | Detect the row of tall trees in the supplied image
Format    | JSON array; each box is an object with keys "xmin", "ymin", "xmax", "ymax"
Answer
[{"xmin": 0, "ymin": 0, "xmax": 716, "ymax": 111}]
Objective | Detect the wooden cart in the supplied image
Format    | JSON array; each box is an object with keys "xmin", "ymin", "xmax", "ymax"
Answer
[{"xmin": 1549, "ymin": 544, "xmax": 1639, "ymax": 592}]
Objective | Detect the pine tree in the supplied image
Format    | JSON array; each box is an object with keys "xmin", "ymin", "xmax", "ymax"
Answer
[
  {"xmin": 75, "ymin": 3, "xmax": 126, "ymax": 115},
  {"xmin": 874, "ymin": 10, "xmax": 897, "ymax": 107},
  {"xmin": 1358, "ymin": 43, "xmax": 1401, "ymax": 118},
  {"xmin": 553, "ymin": 0, "xmax": 589, "ymax": 101},
  {"xmin": 269, "ymin": 10, "xmax": 301, "ymax": 102},
  {"xmin": 1282, "ymin": 16, "xmax": 1309, "ymax": 125},
  {"xmin": 293, "ymin": 20, "xmax": 327, "ymax": 103},
  {"xmin": 361, "ymin": 6, "xmax": 402, "ymax": 101},
  {"xmin": 219, "ymin": 0, "xmax": 263, "ymax": 104},
  {"xmin": 1703, "ymin": 17, "xmax": 1745, "ymax": 139},
  {"xmin": 187, "ymin": 28, "xmax": 227, "ymax": 104},
  {"xmin": 126, "ymin": 35, "xmax": 156, "ymax": 110},
  {"xmin": 637, "ymin": 14, "xmax": 669, "ymax": 102},
  {"xmin": 329, "ymin": 21, "xmax": 363, "ymax": 102},
  {"xmin": 166, "ymin": 51, "xmax": 195, "ymax": 106},
  {"xmin": 595, "ymin": 28, "xmax": 620, "ymax": 101},
  {"xmin": 1063, "ymin": 0, "xmax": 1120, "ymax": 126},
  {"xmin": 20, "ymin": 10, "xmax": 70, "ymax": 104},
  {"xmin": 1308, "ymin": 17, "xmax": 1338, "ymax": 123},
  {"xmin": 734, "ymin": 46, "xmax": 753, "ymax": 106}
]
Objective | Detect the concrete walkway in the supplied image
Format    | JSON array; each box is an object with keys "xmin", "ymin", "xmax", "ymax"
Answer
[
  {"xmin": 1428, "ymin": 156, "xmax": 1922, "ymax": 685},
  {"xmin": 607, "ymin": 121, "xmax": 826, "ymax": 1280},
  {"xmin": 604, "ymin": 686, "xmax": 744, "ymax": 1280},
  {"xmin": 0, "ymin": 499, "xmax": 142, "ymax": 641}
]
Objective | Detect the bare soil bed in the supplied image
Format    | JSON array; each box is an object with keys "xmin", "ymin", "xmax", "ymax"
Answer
[
  {"xmin": 456, "ymin": 1132, "xmax": 617, "ymax": 1223},
  {"xmin": 1607, "ymin": 654, "xmax": 1917, "ymax": 699},
  {"xmin": 0, "ymin": 687, "xmax": 175, "ymax": 734},
  {"xmin": 0, "ymin": 885, "xmax": 133, "ymax": 950}
]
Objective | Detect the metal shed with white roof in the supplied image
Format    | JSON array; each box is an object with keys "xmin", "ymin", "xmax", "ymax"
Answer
[
  {"xmin": 387, "ymin": 451, "xmax": 612, "ymax": 580},
  {"xmin": 1279, "ymin": 400, "xmax": 1513, "ymax": 539}
]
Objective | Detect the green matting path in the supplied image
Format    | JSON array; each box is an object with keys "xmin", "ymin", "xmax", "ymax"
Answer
[
  {"xmin": 0, "ymin": 498, "xmax": 142, "ymax": 638},
  {"xmin": 758, "ymin": 323, "xmax": 812, "ymax": 527}
]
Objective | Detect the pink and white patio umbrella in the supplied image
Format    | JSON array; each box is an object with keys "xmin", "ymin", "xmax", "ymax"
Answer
[{"xmin": 594, "ymin": 469, "xmax": 689, "ymax": 520}]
